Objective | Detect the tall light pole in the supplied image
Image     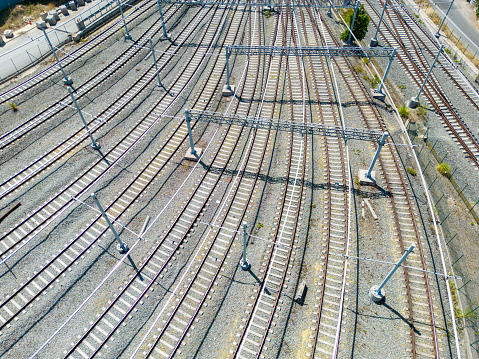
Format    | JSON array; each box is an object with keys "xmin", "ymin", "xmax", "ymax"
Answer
[{"xmin": 435, "ymin": 0, "xmax": 455, "ymax": 39}]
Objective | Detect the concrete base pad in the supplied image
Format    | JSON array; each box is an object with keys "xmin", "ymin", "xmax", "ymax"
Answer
[
  {"xmin": 222, "ymin": 85, "xmax": 235, "ymax": 97},
  {"xmin": 371, "ymin": 89, "xmax": 386, "ymax": 101},
  {"xmin": 63, "ymin": 76, "xmax": 73, "ymax": 86},
  {"xmin": 184, "ymin": 148, "xmax": 202, "ymax": 161},
  {"xmin": 118, "ymin": 243, "xmax": 129, "ymax": 254},
  {"xmin": 240, "ymin": 258, "xmax": 251, "ymax": 271},
  {"xmin": 370, "ymin": 37, "xmax": 378, "ymax": 47},
  {"xmin": 408, "ymin": 97, "xmax": 419, "ymax": 108},
  {"xmin": 369, "ymin": 286, "xmax": 385, "ymax": 303},
  {"xmin": 358, "ymin": 169, "xmax": 376, "ymax": 184}
]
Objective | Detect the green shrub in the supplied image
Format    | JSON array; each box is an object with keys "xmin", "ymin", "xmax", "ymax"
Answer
[
  {"xmin": 436, "ymin": 162, "xmax": 451, "ymax": 177},
  {"xmin": 398, "ymin": 105, "xmax": 409, "ymax": 119},
  {"xmin": 407, "ymin": 167, "xmax": 417, "ymax": 176},
  {"xmin": 363, "ymin": 57, "xmax": 370, "ymax": 65},
  {"xmin": 8, "ymin": 102, "xmax": 18, "ymax": 112}
]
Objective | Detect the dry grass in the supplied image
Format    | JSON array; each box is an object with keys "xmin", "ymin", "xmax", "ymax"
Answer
[{"xmin": 0, "ymin": 2, "xmax": 63, "ymax": 33}]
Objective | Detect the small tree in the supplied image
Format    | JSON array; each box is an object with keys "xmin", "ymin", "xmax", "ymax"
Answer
[{"xmin": 340, "ymin": 5, "xmax": 370, "ymax": 43}]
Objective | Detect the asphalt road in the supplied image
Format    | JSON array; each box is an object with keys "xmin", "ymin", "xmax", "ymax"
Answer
[{"xmin": 430, "ymin": 0, "xmax": 479, "ymax": 54}]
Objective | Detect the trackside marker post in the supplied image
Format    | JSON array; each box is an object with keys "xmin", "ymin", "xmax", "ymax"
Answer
[
  {"xmin": 91, "ymin": 193, "xmax": 128, "ymax": 253},
  {"xmin": 369, "ymin": 243, "xmax": 415, "ymax": 303}
]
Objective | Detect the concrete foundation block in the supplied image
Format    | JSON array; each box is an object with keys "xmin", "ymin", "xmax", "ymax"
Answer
[
  {"xmin": 408, "ymin": 97, "xmax": 419, "ymax": 109},
  {"xmin": 40, "ymin": 12, "xmax": 48, "ymax": 21},
  {"xmin": 4, "ymin": 30, "xmax": 13, "ymax": 38},
  {"xmin": 222, "ymin": 84, "xmax": 235, "ymax": 97},
  {"xmin": 184, "ymin": 148, "xmax": 202, "ymax": 161},
  {"xmin": 358, "ymin": 169, "xmax": 376, "ymax": 184},
  {"xmin": 76, "ymin": 19, "xmax": 85, "ymax": 30},
  {"xmin": 369, "ymin": 286, "xmax": 385, "ymax": 303},
  {"xmin": 60, "ymin": 5, "xmax": 69, "ymax": 15},
  {"xmin": 0, "ymin": 36, "xmax": 5, "ymax": 46},
  {"xmin": 69, "ymin": 1, "xmax": 77, "ymax": 10},
  {"xmin": 371, "ymin": 89, "xmax": 385, "ymax": 101},
  {"xmin": 78, "ymin": 0, "xmax": 85, "ymax": 5},
  {"xmin": 46, "ymin": 16, "xmax": 57, "ymax": 26},
  {"xmin": 73, "ymin": 32, "xmax": 82, "ymax": 42},
  {"xmin": 295, "ymin": 281, "xmax": 307, "ymax": 305},
  {"xmin": 370, "ymin": 37, "xmax": 378, "ymax": 47}
]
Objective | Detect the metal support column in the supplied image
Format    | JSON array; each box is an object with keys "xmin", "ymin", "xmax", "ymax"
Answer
[
  {"xmin": 149, "ymin": 38, "xmax": 163, "ymax": 88},
  {"xmin": 226, "ymin": 46, "xmax": 231, "ymax": 91},
  {"xmin": 240, "ymin": 223, "xmax": 251, "ymax": 270},
  {"xmin": 435, "ymin": 0, "xmax": 455, "ymax": 38},
  {"xmin": 366, "ymin": 132, "xmax": 388, "ymax": 179},
  {"xmin": 369, "ymin": 243, "xmax": 415, "ymax": 302},
  {"xmin": 327, "ymin": 0, "xmax": 333, "ymax": 17},
  {"xmin": 67, "ymin": 87, "xmax": 101, "ymax": 150},
  {"xmin": 117, "ymin": 0, "xmax": 132, "ymax": 40},
  {"xmin": 370, "ymin": 0, "xmax": 387, "ymax": 47},
  {"xmin": 347, "ymin": 0, "xmax": 360, "ymax": 44},
  {"xmin": 37, "ymin": 22, "xmax": 72, "ymax": 85},
  {"xmin": 372, "ymin": 47, "xmax": 396, "ymax": 100},
  {"xmin": 156, "ymin": 0, "xmax": 170, "ymax": 39},
  {"xmin": 91, "ymin": 193, "xmax": 128, "ymax": 253},
  {"xmin": 185, "ymin": 109, "xmax": 197, "ymax": 157},
  {"xmin": 409, "ymin": 45, "xmax": 443, "ymax": 108}
]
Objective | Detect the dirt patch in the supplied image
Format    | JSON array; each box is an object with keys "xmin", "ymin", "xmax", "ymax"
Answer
[{"xmin": 0, "ymin": 1, "xmax": 64, "ymax": 32}]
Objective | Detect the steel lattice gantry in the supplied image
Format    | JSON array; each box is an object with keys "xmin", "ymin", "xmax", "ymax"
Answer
[
  {"xmin": 158, "ymin": 0, "xmax": 356, "ymax": 8},
  {"xmin": 183, "ymin": 110, "xmax": 388, "ymax": 182},
  {"xmin": 187, "ymin": 109, "xmax": 384, "ymax": 141},
  {"xmin": 227, "ymin": 45, "xmax": 395, "ymax": 57},
  {"xmin": 223, "ymin": 46, "xmax": 396, "ymax": 98}
]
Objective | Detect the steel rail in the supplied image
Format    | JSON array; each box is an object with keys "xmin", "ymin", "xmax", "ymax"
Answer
[
  {"xmin": 364, "ymin": 0, "xmax": 479, "ymax": 168},
  {"xmin": 0, "ymin": 2, "xmax": 213, "ymax": 202},
  {"xmin": 63, "ymin": 9, "xmax": 252, "ymax": 358},
  {"xmin": 0, "ymin": 0, "xmax": 158, "ymax": 105},
  {"xmin": 0, "ymin": 3, "xmax": 226, "ymax": 264},
  {"xmin": 0, "ymin": 0, "xmax": 239, "ymax": 346},
  {"xmin": 299, "ymin": 4, "xmax": 349, "ymax": 358},
  {"xmin": 0, "ymin": 2, "xmax": 180, "ymax": 151}
]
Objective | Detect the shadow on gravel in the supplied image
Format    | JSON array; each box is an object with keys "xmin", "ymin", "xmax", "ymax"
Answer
[
  {"xmin": 382, "ymin": 302, "xmax": 421, "ymax": 335},
  {"xmin": 196, "ymin": 162, "xmax": 393, "ymax": 199}
]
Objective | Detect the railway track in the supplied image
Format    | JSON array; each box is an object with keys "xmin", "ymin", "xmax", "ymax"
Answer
[
  {"xmin": 0, "ymin": 2, "xmax": 212, "ymax": 202},
  {"xmin": 363, "ymin": 0, "xmax": 479, "ymax": 165},
  {"xmin": 0, "ymin": 1, "xmax": 254, "ymax": 356},
  {"xmin": 318, "ymin": 8, "xmax": 444, "ymax": 358},
  {"xmin": 0, "ymin": 0, "xmax": 160, "ymax": 105},
  {"xmin": 0, "ymin": 2, "xmax": 460, "ymax": 358}
]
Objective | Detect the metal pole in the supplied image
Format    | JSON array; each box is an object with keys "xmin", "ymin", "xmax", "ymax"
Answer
[
  {"xmin": 116, "ymin": 0, "xmax": 132, "ymax": 40},
  {"xmin": 370, "ymin": 0, "xmax": 387, "ymax": 47},
  {"xmin": 184, "ymin": 109, "xmax": 197, "ymax": 157},
  {"xmin": 240, "ymin": 222, "xmax": 250, "ymax": 270},
  {"xmin": 347, "ymin": 0, "xmax": 360, "ymax": 44},
  {"xmin": 435, "ymin": 0, "xmax": 455, "ymax": 38},
  {"xmin": 149, "ymin": 38, "xmax": 163, "ymax": 88},
  {"xmin": 67, "ymin": 87, "xmax": 100, "ymax": 150},
  {"xmin": 409, "ymin": 45, "xmax": 443, "ymax": 108},
  {"xmin": 378, "ymin": 47, "xmax": 396, "ymax": 94},
  {"xmin": 226, "ymin": 46, "xmax": 231, "ymax": 91},
  {"xmin": 156, "ymin": 0, "xmax": 169, "ymax": 39},
  {"xmin": 366, "ymin": 132, "xmax": 388, "ymax": 179},
  {"xmin": 327, "ymin": 0, "xmax": 333, "ymax": 17},
  {"xmin": 39, "ymin": 24, "xmax": 72, "ymax": 85},
  {"xmin": 369, "ymin": 243, "xmax": 415, "ymax": 302},
  {"xmin": 91, "ymin": 193, "xmax": 128, "ymax": 253}
]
